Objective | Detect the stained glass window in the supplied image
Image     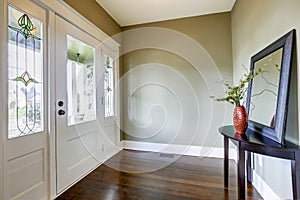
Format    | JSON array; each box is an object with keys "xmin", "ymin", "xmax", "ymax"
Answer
[
  {"xmin": 104, "ymin": 55, "xmax": 114, "ymax": 118},
  {"xmin": 8, "ymin": 6, "xmax": 44, "ymax": 139}
]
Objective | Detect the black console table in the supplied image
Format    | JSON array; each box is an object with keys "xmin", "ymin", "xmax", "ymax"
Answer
[{"xmin": 219, "ymin": 125, "xmax": 300, "ymax": 200}]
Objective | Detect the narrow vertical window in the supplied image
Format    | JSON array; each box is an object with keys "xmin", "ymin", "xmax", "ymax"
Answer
[
  {"xmin": 8, "ymin": 6, "xmax": 44, "ymax": 139},
  {"xmin": 67, "ymin": 35, "xmax": 96, "ymax": 126},
  {"xmin": 104, "ymin": 55, "xmax": 114, "ymax": 117}
]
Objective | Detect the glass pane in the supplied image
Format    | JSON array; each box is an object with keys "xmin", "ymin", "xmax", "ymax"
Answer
[
  {"xmin": 8, "ymin": 6, "xmax": 44, "ymax": 139},
  {"xmin": 249, "ymin": 48, "xmax": 283, "ymax": 127},
  {"xmin": 67, "ymin": 35, "xmax": 96, "ymax": 126},
  {"xmin": 104, "ymin": 55, "xmax": 114, "ymax": 117}
]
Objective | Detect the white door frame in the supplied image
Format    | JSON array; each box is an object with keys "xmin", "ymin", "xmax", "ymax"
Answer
[{"xmin": 0, "ymin": 0, "xmax": 5, "ymax": 199}]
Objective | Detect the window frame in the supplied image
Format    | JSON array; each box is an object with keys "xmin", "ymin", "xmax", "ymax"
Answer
[
  {"xmin": 6, "ymin": 2, "xmax": 47, "ymax": 140},
  {"xmin": 5, "ymin": 3, "xmax": 47, "ymax": 140},
  {"xmin": 102, "ymin": 46, "xmax": 119, "ymax": 125}
]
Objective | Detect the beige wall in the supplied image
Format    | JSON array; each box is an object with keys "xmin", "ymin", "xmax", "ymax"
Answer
[
  {"xmin": 123, "ymin": 13, "xmax": 232, "ymax": 78},
  {"xmin": 64, "ymin": 0, "xmax": 121, "ymax": 36},
  {"xmin": 232, "ymin": 0, "xmax": 300, "ymax": 198},
  {"xmin": 121, "ymin": 13, "xmax": 233, "ymax": 147}
]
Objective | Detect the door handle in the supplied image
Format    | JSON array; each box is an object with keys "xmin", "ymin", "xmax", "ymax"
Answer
[{"xmin": 58, "ymin": 110, "xmax": 65, "ymax": 116}]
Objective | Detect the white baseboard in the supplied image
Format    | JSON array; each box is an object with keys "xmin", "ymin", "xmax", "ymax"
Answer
[
  {"xmin": 252, "ymin": 169, "xmax": 280, "ymax": 200},
  {"xmin": 285, "ymin": 136, "xmax": 299, "ymax": 146},
  {"xmin": 122, "ymin": 140, "xmax": 237, "ymax": 160}
]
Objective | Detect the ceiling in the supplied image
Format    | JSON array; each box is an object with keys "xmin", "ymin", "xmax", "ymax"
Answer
[{"xmin": 96, "ymin": 0, "xmax": 236, "ymax": 27}]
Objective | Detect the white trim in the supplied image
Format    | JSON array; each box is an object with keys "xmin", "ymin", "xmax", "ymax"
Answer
[
  {"xmin": 102, "ymin": 46, "xmax": 119, "ymax": 126},
  {"xmin": 113, "ymin": 48, "xmax": 121, "ymax": 145},
  {"xmin": 32, "ymin": 0, "xmax": 120, "ymax": 49},
  {"xmin": 48, "ymin": 11, "xmax": 57, "ymax": 200},
  {"xmin": 1, "ymin": 1, "xmax": 8, "ymax": 199},
  {"xmin": 0, "ymin": 0, "xmax": 5, "ymax": 198},
  {"xmin": 122, "ymin": 140, "xmax": 237, "ymax": 160},
  {"xmin": 285, "ymin": 136, "xmax": 299, "ymax": 146},
  {"xmin": 252, "ymin": 169, "xmax": 280, "ymax": 200}
]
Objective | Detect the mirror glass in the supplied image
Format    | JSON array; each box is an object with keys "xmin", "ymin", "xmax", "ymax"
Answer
[
  {"xmin": 246, "ymin": 29, "xmax": 295, "ymax": 144},
  {"xmin": 249, "ymin": 48, "xmax": 283, "ymax": 128}
]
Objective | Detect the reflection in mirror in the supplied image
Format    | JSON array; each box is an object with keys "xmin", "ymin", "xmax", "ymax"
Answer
[
  {"xmin": 246, "ymin": 29, "xmax": 295, "ymax": 144},
  {"xmin": 249, "ymin": 48, "xmax": 283, "ymax": 128}
]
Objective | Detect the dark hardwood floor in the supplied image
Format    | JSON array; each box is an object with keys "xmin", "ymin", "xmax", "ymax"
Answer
[{"xmin": 56, "ymin": 150, "xmax": 262, "ymax": 200}]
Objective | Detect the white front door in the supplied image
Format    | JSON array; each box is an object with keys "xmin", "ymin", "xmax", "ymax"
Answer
[
  {"xmin": 55, "ymin": 15, "xmax": 103, "ymax": 194},
  {"xmin": 4, "ymin": 0, "xmax": 48, "ymax": 199}
]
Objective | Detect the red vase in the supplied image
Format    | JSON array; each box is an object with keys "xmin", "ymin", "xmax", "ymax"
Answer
[
  {"xmin": 234, "ymin": 132, "xmax": 248, "ymax": 140},
  {"xmin": 234, "ymin": 106, "xmax": 248, "ymax": 134}
]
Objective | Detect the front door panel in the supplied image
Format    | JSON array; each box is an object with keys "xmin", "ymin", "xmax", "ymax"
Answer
[
  {"xmin": 55, "ymin": 15, "xmax": 101, "ymax": 194},
  {"xmin": 5, "ymin": 0, "xmax": 48, "ymax": 199}
]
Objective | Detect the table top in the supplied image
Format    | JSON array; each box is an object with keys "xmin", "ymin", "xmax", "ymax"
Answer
[{"xmin": 219, "ymin": 125, "xmax": 300, "ymax": 150}]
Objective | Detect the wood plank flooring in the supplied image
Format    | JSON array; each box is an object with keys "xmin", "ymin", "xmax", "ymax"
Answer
[{"xmin": 56, "ymin": 150, "xmax": 262, "ymax": 200}]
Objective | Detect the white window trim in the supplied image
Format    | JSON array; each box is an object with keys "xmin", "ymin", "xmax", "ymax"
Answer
[
  {"xmin": 102, "ymin": 47, "xmax": 119, "ymax": 123},
  {"xmin": 33, "ymin": 0, "xmax": 120, "ymax": 50},
  {"xmin": 0, "ymin": 0, "xmax": 5, "ymax": 198}
]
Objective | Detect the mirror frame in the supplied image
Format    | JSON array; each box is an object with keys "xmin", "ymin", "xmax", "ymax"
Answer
[{"xmin": 246, "ymin": 29, "xmax": 295, "ymax": 144}]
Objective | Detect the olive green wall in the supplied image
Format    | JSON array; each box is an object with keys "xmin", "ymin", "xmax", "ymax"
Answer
[
  {"xmin": 123, "ymin": 13, "xmax": 232, "ymax": 77},
  {"xmin": 121, "ymin": 13, "xmax": 233, "ymax": 147},
  {"xmin": 64, "ymin": 0, "xmax": 121, "ymax": 36},
  {"xmin": 232, "ymin": 0, "xmax": 300, "ymax": 198}
]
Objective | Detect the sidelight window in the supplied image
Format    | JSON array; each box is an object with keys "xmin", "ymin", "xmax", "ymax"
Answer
[
  {"xmin": 104, "ymin": 55, "xmax": 114, "ymax": 118},
  {"xmin": 8, "ymin": 6, "xmax": 44, "ymax": 139}
]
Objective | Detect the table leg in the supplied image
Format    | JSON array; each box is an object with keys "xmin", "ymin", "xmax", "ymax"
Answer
[
  {"xmin": 238, "ymin": 142, "xmax": 245, "ymax": 200},
  {"xmin": 224, "ymin": 136, "xmax": 229, "ymax": 187},
  {"xmin": 291, "ymin": 151, "xmax": 300, "ymax": 200},
  {"xmin": 247, "ymin": 152, "xmax": 252, "ymax": 183}
]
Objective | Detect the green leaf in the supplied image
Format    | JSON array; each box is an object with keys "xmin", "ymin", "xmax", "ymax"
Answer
[
  {"xmin": 13, "ymin": 77, "xmax": 27, "ymax": 86},
  {"xmin": 13, "ymin": 71, "xmax": 39, "ymax": 86}
]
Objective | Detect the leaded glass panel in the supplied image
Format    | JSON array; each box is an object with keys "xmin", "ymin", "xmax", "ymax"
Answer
[
  {"xmin": 104, "ymin": 55, "xmax": 114, "ymax": 118},
  {"xmin": 8, "ymin": 6, "xmax": 44, "ymax": 139}
]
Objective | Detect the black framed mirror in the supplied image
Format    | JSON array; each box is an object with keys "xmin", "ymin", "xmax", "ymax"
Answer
[{"xmin": 246, "ymin": 30, "xmax": 295, "ymax": 144}]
